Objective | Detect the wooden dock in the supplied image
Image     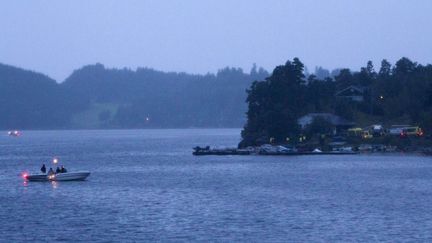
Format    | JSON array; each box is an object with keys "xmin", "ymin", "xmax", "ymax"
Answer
[{"xmin": 192, "ymin": 147, "xmax": 357, "ymax": 156}]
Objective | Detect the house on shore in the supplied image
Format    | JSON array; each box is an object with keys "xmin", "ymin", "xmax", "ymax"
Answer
[
  {"xmin": 335, "ymin": 85, "xmax": 365, "ymax": 102},
  {"xmin": 297, "ymin": 113, "xmax": 355, "ymax": 134}
]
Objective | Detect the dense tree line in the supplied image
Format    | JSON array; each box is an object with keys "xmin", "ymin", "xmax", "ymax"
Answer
[
  {"xmin": 62, "ymin": 63, "xmax": 268, "ymax": 128},
  {"xmin": 0, "ymin": 63, "xmax": 268, "ymax": 129},
  {"xmin": 0, "ymin": 64, "xmax": 83, "ymax": 129},
  {"xmin": 240, "ymin": 57, "xmax": 432, "ymax": 147}
]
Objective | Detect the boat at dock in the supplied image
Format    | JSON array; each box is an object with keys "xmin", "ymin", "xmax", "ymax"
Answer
[
  {"xmin": 193, "ymin": 146, "xmax": 250, "ymax": 155},
  {"xmin": 258, "ymin": 151, "xmax": 357, "ymax": 156},
  {"xmin": 193, "ymin": 149, "xmax": 251, "ymax": 156},
  {"xmin": 192, "ymin": 146, "xmax": 356, "ymax": 156}
]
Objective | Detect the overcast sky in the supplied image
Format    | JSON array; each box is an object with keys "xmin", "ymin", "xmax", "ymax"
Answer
[{"xmin": 1, "ymin": 0, "xmax": 431, "ymax": 81}]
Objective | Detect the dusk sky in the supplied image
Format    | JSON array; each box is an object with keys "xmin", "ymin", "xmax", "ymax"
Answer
[{"xmin": 1, "ymin": 0, "xmax": 431, "ymax": 81}]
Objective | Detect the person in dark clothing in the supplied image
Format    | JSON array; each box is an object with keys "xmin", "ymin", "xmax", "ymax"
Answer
[
  {"xmin": 56, "ymin": 167, "xmax": 61, "ymax": 173},
  {"xmin": 40, "ymin": 164, "xmax": 46, "ymax": 174},
  {"xmin": 60, "ymin": 166, "xmax": 67, "ymax": 173},
  {"xmin": 48, "ymin": 167, "xmax": 54, "ymax": 175}
]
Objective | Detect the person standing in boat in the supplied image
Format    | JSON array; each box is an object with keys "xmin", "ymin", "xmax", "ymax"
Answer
[
  {"xmin": 40, "ymin": 164, "xmax": 46, "ymax": 174},
  {"xmin": 56, "ymin": 167, "xmax": 61, "ymax": 174}
]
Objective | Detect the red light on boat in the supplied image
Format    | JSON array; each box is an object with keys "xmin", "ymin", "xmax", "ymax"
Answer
[{"xmin": 22, "ymin": 172, "xmax": 28, "ymax": 179}]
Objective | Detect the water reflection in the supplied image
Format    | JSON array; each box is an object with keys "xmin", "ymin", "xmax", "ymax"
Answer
[
  {"xmin": 51, "ymin": 181, "xmax": 58, "ymax": 189},
  {"xmin": 20, "ymin": 179, "xmax": 58, "ymax": 189}
]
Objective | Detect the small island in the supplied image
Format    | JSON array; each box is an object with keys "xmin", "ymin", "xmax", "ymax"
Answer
[{"xmin": 194, "ymin": 57, "xmax": 432, "ymax": 156}]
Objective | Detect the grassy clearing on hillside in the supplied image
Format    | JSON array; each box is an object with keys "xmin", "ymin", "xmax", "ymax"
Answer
[{"xmin": 70, "ymin": 103, "xmax": 119, "ymax": 129}]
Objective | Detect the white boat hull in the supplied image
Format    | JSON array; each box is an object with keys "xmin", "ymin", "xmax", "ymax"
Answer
[
  {"xmin": 51, "ymin": 172, "xmax": 90, "ymax": 181},
  {"xmin": 25, "ymin": 172, "xmax": 90, "ymax": 182}
]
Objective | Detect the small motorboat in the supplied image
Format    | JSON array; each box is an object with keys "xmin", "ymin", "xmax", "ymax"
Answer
[
  {"xmin": 8, "ymin": 130, "xmax": 21, "ymax": 137},
  {"xmin": 23, "ymin": 171, "xmax": 91, "ymax": 182}
]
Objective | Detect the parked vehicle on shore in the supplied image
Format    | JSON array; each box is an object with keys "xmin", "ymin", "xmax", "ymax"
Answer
[
  {"xmin": 389, "ymin": 125, "xmax": 407, "ymax": 135},
  {"xmin": 400, "ymin": 126, "xmax": 424, "ymax": 137},
  {"xmin": 369, "ymin": 124, "xmax": 385, "ymax": 137},
  {"xmin": 347, "ymin": 127, "xmax": 372, "ymax": 139},
  {"xmin": 347, "ymin": 128, "xmax": 363, "ymax": 137},
  {"xmin": 362, "ymin": 130, "xmax": 373, "ymax": 139}
]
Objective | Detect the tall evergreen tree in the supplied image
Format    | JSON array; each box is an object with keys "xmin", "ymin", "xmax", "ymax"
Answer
[{"xmin": 240, "ymin": 58, "xmax": 306, "ymax": 147}]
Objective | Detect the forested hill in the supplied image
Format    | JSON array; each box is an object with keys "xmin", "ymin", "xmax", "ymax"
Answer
[
  {"xmin": 0, "ymin": 63, "xmax": 83, "ymax": 129},
  {"xmin": 0, "ymin": 62, "xmax": 268, "ymax": 129}
]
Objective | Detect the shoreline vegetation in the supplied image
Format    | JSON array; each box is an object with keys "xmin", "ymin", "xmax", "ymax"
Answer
[{"xmin": 236, "ymin": 57, "xmax": 432, "ymax": 155}]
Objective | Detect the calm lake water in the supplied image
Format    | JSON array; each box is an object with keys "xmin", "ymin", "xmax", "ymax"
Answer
[{"xmin": 1, "ymin": 129, "xmax": 432, "ymax": 242}]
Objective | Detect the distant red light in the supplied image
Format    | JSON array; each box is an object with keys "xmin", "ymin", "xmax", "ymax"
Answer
[{"xmin": 22, "ymin": 172, "xmax": 28, "ymax": 179}]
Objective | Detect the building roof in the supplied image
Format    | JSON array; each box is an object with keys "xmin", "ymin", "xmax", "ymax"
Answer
[
  {"xmin": 298, "ymin": 113, "xmax": 355, "ymax": 127},
  {"xmin": 335, "ymin": 85, "xmax": 366, "ymax": 97}
]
